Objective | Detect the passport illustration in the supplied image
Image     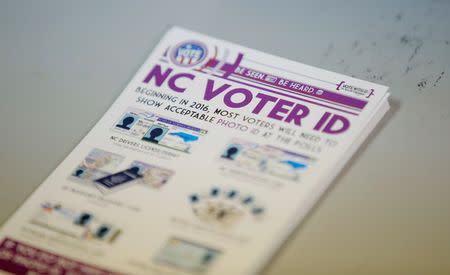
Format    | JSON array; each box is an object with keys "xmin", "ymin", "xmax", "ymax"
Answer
[
  {"xmin": 94, "ymin": 167, "xmax": 143, "ymax": 194},
  {"xmin": 69, "ymin": 148, "xmax": 174, "ymax": 194}
]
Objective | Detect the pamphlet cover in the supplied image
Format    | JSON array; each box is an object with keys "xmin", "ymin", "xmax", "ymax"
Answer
[{"xmin": 0, "ymin": 27, "xmax": 389, "ymax": 275}]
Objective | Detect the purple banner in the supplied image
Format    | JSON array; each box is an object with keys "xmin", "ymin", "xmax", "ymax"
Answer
[
  {"xmin": 157, "ymin": 117, "xmax": 202, "ymax": 132},
  {"xmin": 0, "ymin": 238, "xmax": 120, "ymax": 275},
  {"xmin": 233, "ymin": 67, "xmax": 367, "ymax": 110}
]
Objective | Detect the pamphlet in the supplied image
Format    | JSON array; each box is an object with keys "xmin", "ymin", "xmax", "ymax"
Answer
[{"xmin": 0, "ymin": 27, "xmax": 389, "ymax": 275}]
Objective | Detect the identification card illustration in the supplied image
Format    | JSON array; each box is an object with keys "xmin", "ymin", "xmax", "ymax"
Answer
[
  {"xmin": 189, "ymin": 187, "xmax": 265, "ymax": 228},
  {"xmin": 220, "ymin": 139, "xmax": 312, "ymax": 182},
  {"xmin": 155, "ymin": 237, "xmax": 221, "ymax": 273},
  {"xmin": 30, "ymin": 202, "xmax": 121, "ymax": 243},
  {"xmin": 112, "ymin": 107, "xmax": 208, "ymax": 153},
  {"xmin": 70, "ymin": 148, "xmax": 125, "ymax": 184},
  {"xmin": 70, "ymin": 149, "xmax": 173, "ymax": 194},
  {"xmin": 129, "ymin": 160, "xmax": 174, "ymax": 188}
]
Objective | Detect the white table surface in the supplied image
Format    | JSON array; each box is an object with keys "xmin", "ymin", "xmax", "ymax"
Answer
[{"xmin": 1, "ymin": 0, "xmax": 449, "ymax": 274}]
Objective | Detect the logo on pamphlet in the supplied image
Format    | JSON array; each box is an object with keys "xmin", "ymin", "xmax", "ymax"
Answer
[
  {"xmin": 336, "ymin": 81, "xmax": 375, "ymax": 98},
  {"xmin": 170, "ymin": 41, "xmax": 207, "ymax": 67}
]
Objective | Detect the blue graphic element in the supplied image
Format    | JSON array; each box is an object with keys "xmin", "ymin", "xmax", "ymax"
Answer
[
  {"xmin": 221, "ymin": 144, "xmax": 241, "ymax": 160},
  {"xmin": 170, "ymin": 41, "xmax": 208, "ymax": 67},
  {"xmin": 281, "ymin": 160, "xmax": 307, "ymax": 170},
  {"xmin": 252, "ymin": 207, "xmax": 265, "ymax": 215},
  {"xmin": 116, "ymin": 113, "xmax": 139, "ymax": 130},
  {"xmin": 227, "ymin": 190, "xmax": 237, "ymax": 198},
  {"xmin": 169, "ymin": 132, "xmax": 199, "ymax": 142},
  {"xmin": 242, "ymin": 196, "xmax": 254, "ymax": 204},
  {"xmin": 210, "ymin": 188, "xmax": 220, "ymax": 197},
  {"xmin": 172, "ymin": 41, "xmax": 207, "ymax": 67},
  {"xmin": 143, "ymin": 125, "xmax": 169, "ymax": 143},
  {"xmin": 190, "ymin": 194, "xmax": 199, "ymax": 203}
]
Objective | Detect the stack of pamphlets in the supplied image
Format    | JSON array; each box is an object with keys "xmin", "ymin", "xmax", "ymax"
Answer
[{"xmin": 0, "ymin": 27, "xmax": 389, "ymax": 275}]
